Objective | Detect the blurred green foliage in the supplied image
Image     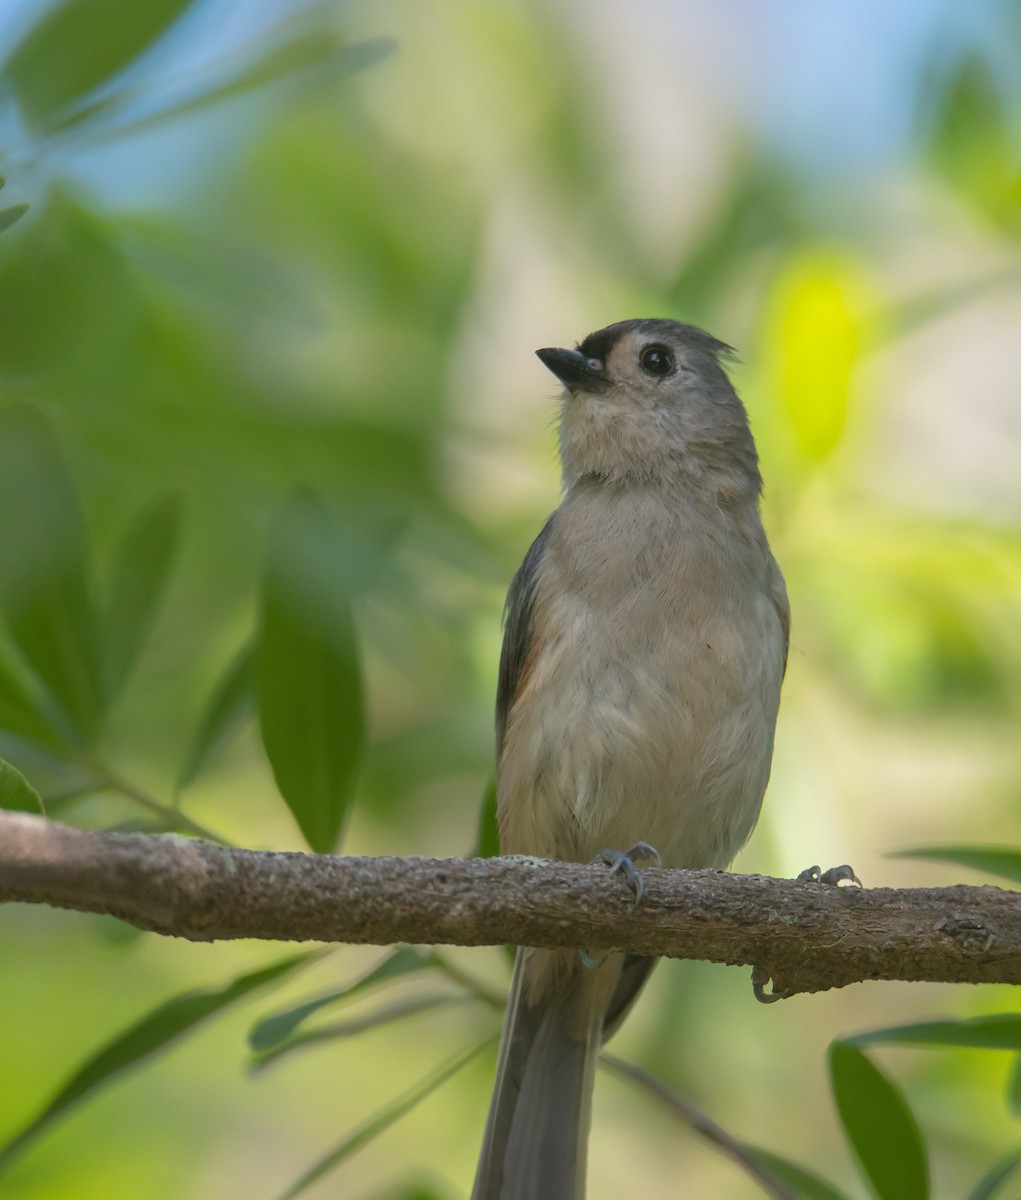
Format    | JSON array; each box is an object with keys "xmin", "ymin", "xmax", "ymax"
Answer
[
  {"xmin": 1, "ymin": 0, "xmax": 1021, "ymax": 1197},
  {"xmin": 922, "ymin": 54, "xmax": 1021, "ymax": 233}
]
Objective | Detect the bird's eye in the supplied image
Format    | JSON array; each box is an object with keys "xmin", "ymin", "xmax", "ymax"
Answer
[{"xmin": 638, "ymin": 344, "xmax": 675, "ymax": 377}]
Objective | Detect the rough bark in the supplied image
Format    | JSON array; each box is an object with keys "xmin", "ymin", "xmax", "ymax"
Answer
[{"xmin": 1, "ymin": 810, "xmax": 1018, "ymax": 999}]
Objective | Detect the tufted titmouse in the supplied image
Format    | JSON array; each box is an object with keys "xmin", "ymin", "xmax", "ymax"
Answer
[{"xmin": 471, "ymin": 319, "xmax": 789, "ymax": 1200}]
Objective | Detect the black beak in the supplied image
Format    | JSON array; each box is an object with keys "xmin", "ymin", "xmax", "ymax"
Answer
[{"xmin": 536, "ymin": 346, "xmax": 607, "ymax": 390}]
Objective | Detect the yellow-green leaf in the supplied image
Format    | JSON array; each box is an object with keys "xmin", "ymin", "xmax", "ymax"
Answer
[{"xmin": 762, "ymin": 251, "xmax": 875, "ymax": 462}]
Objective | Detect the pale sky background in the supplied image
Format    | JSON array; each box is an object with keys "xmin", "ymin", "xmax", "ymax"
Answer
[{"xmin": 2, "ymin": 0, "xmax": 1019, "ymax": 204}]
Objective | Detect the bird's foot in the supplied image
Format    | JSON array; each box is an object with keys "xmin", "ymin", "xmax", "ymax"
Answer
[
  {"xmin": 593, "ymin": 842, "xmax": 661, "ymax": 906},
  {"xmin": 751, "ymin": 965, "xmax": 783, "ymax": 1005},
  {"xmin": 752, "ymin": 864, "xmax": 862, "ymax": 1003},
  {"xmin": 580, "ymin": 843, "xmax": 660, "ymax": 969},
  {"xmin": 797, "ymin": 863, "xmax": 862, "ymax": 887}
]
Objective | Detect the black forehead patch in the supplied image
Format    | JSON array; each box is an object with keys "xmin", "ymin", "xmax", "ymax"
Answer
[
  {"xmin": 577, "ymin": 318, "xmax": 736, "ymax": 363},
  {"xmin": 577, "ymin": 322, "xmax": 630, "ymax": 362}
]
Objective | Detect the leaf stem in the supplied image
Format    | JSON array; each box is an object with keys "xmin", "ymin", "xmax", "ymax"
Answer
[
  {"xmin": 601, "ymin": 1053, "xmax": 799, "ymax": 1200},
  {"xmin": 433, "ymin": 950, "xmax": 506, "ymax": 1008},
  {"xmin": 88, "ymin": 761, "xmax": 231, "ymax": 845}
]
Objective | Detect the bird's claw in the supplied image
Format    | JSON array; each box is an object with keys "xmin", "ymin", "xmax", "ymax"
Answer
[
  {"xmin": 593, "ymin": 842, "xmax": 661, "ymax": 906},
  {"xmin": 753, "ymin": 864, "xmax": 862, "ymax": 1002},
  {"xmin": 797, "ymin": 863, "xmax": 862, "ymax": 887},
  {"xmin": 751, "ymin": 965, "xmax": 783, "ymax": 1004}
]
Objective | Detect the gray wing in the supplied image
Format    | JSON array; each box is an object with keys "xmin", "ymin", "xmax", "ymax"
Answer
[
  {"xmin": 496, "ymin": 514, "xmax": 556, "ymax": 755},
  {"xmin": 767, "ymin": 554, "xmax": 791, "ymax": 678}
]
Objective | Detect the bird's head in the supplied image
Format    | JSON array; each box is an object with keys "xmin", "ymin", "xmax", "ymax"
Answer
[{"xmin": 538, "ymin": 318, "xmax": 760, "ymax": 501}]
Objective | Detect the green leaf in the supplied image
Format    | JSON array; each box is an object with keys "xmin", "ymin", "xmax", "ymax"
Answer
[
  {"xmin": 744, "ymin": 1148, "xmax": 853, "ymax": 1200},
  {"xmin": 894, "ymin": 845, "xmax": 1021, "ymax": 885},
  {"xmin": 0, "ymin": 192, "xmax": 139, "ymax": 380},
  {"xmin": 848, "ymin": 1014, "xmax": 1021, "ymax": 1052},
  {"xmin": 251, "ymin": 995, "xmax": 461, "ymax": 1073},
  {"xmin": 472, "ymin": 777, "xmax": 499, "ymax": 858},
  {"xmin": 966, "ymin": 1146, "xmax": 1021, "ymax": 1200},
  {"xmin": 109, "ymin": 34, "xmax": 395, "ymax": 137},
  {"xmin": 828, "ymin": 1042, "xmax": 929, "ymax": 1200},
  {"xmin": 103, "ymin": 493, "xmax": 183, "ymax": 701},
  {"xmin": 0, "ymin": 742, "xmax": 104, "ymax": 809},
  {"xmin": 0, "ymin": 404, "xmax": 102, "ymax": 745},
  {"xmin": 257, "ymin": 488, "xmax": 366, "ymax": 853},
  {"xmin": 68, "ymin": 33, "xmax": 396, "ymax": 145},
  {"xmin": 0, "ymin": 648, "xmax": 67, "ymax": 749},
  {"xmin": 0, "ymin": 951, "xmax": 319, "ymax": 1173},
  {"xmin": 176, "ymin": 643, "xmax": 256, "ymax": 794},
  {"xmin": 0, "ymin": 756, "xmax": 44, "ymax": 812},
  {"xmin": 3, "ymin": 0, "xmax": 196, "ymax": 133},
  {"xmin": 375, "ymin": 1182, "xmax": 451, "ymax": 1200},
  {"xmin": 92, "ymin": 914, "xmax": 145, "ymax": 947},
  {"xmin": 1007, "ymin": 1055, "xmax": 1021, "ymax": 1117},
  {"xmin": 249, "ymin": 946, "xmax": 436, "ymax": 1051},
  {"xmin": 922, "ymin": 55, "xmax": 1021, "ymax": 231},
  {"xmin": 0, "ymin": 205, "xmax": 29, "ymax": 234},
  {"xmin": 277, "ymin": 1037, "xmax": 493, "ymax": 1200}
]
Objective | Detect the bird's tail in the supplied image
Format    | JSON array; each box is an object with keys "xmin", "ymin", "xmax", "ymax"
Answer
[{"xmin": 471, "ymin": 948, "xmax": 601, "ymax": 1200}]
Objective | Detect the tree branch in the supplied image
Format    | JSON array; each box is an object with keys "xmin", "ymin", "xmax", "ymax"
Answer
[{"xmin": 1, "ymin": 810, "xmax": 1018, "ymax": 999}]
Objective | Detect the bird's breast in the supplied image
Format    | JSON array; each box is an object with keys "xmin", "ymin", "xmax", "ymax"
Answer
[{"xmin": 497, "ymin": 486, "xmax": 786, "ymax": 869}]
